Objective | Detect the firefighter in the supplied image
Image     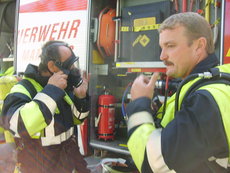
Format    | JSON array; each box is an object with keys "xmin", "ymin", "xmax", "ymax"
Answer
[
  {"xmin": 0, "ymin": 40, "xmax": 90, "ymax": 173},
  {"xmin": 126, "ymin": 12, "xmax": 230, "ymax": 172}
]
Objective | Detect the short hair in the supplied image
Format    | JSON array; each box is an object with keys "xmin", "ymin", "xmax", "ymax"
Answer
[
  {"xmin": 38, "ymin": 40, "xmax": 70, "ymax": 72},
  {"xmin": 158, "ymin": 12, "xmax": 214, "ymax": 54}
]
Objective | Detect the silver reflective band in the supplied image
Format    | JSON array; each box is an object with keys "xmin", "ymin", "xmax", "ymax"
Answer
[
  {"xmin": 9, "ymin": 105, "xmax": 23, "ymax": 137},
  {"xmin": 34, "ymin": 92, "xmax": 57, "ymax": 114},
  {"xmin": 41, "ymin": 127, "xmax": 74, "ymax": 146},
  {"xmin": 45, "ymin": 117, "xmax": 55, "ymax": 137},
  {"xmin": 71, "ymin": 104, "xmax": 89, "ymax": 120},
  {"xmin": 77, "ymin": 111, "xmax": 89, "ymax": 119},
  {"xmin": 127, "ymin": 111, "xmax": 154, "ymax": 132},
  {"xmin": 208, "ymin": 156, "xmax": 229, "ymax": 169},
  {"xmin": 147, "ymin": 129, "xmax": 176, "ymax": 173}
]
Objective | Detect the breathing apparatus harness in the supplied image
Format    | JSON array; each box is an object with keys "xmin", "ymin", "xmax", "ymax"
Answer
[
  {"xmin": 175, "ymin": 67, "xmax": 230, "ymax": 114},
  {"xmin": 155, "ymin": 67, "xmax": 230, "ymax": 128}
]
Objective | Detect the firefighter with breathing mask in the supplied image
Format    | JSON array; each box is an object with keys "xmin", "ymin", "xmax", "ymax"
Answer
[{"xmin": 0, "ymin": 40, "xmax": 90, "ymax": 173}]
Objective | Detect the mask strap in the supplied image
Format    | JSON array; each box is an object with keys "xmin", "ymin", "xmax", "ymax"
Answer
[
  {"xmin": 62, "ymin": 54, "xmax": 79, "ymax": 69},
  {"xmin": 54, "ymin": 61, "xmax": 70, "ymax": 75}
]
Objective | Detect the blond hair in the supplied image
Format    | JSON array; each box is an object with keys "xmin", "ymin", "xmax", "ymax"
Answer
[{"xmin": 158, "ymin": 12, "xmax": 214, "ymax": 54}]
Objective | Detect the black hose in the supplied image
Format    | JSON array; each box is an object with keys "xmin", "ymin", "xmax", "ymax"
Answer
[
  {"xmin": 174, "ymin": 73, "xmax": 200, "ymax": 114},
  {"xmin": 174, "ymin": 71, "xmax": 230, "ymax": 114}
]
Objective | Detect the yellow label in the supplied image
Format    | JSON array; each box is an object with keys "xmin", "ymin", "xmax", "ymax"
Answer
[
  {"xmin": 121, "ymin": 24, "xmax": 160, "ymax": 32},
  {"xmin": 133, "ymin": 24, "xmax": 160, "ymax": 32},
  {"xmin": 125, "ymin": 62, "xmax": 135, "ymax": 65},
  {"xmin": 117, "ymin": 74, "xmax": 127, "ymax": 77},
  {"xmin": 116, "ymin": 62, "xmax": 136, "ymax": 67},
  {"xmin": 131, "ymin": 68, "xmax": 142, "ymax": 72},
  {"xmin": 121, "ymin": 26, "xmax": 130, "ymax": 32},
  {"xmin": 134, "ymin": 17, "xmax": 156, "ymax": 27},
  {"xmin": 226, "ymin": 48, "xmax": 230, "ymax": 57},
  {"xmin": 116, "ymin": 63, "xmax": 121, "ymax": 67}
]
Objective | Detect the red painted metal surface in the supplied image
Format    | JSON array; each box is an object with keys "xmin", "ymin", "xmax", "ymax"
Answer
[
  {"xmin": 20, "ymin": 0, "xmax": 88, "ymax": 13},
  {"xmin": 223, "ymin": 0, "xmax": 230, "ymax": 64}
]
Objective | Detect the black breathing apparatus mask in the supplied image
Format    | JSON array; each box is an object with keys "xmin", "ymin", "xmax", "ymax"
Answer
[{"xmin": 54, "ymin": 54, "xmax": 83, "ymax": 91}]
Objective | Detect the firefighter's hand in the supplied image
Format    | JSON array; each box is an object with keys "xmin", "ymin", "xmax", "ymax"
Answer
[
  {"xmin": 130, "ymin": 73, "xmax": 159, "ymax": 101},
  {"xmin": 48, "ymin": 71, "xmax": 68, "ymax": 90},
  {"xmin": 73, "ymin": 71, "xmax": 89, "ymax": 99}
]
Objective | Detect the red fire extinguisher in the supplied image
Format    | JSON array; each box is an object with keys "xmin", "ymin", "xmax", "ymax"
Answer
[{"xmin": 97, "ymin": 89, "xmax": 116, "ymax": 141}]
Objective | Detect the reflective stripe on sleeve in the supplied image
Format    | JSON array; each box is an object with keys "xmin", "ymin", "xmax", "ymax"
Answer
[
  {"xmin": 34, "ymin": 92, "xmax": 57, "ymax": 114},
  {"xmin": 41, "ymin": 127, "xmax": 74, "ymax": 146},
  {"xmin": 45, "ymin": 117, "xmax": 54, "ymax": 137},
  {"xmin": 71, "ymin": 104, "xmax": 89, "ymax": 120},
  {"xmin": 127, "ymin": 124, "xmax": 155, "ymax": 171},
  {"xmin": 78, "ymin": 111, "xmax": 89, "ymax": 119},
  {"xmin": 146, "ymin": 129, "xmax": 175, "ymax": 173},
  {"xmin": 9, "ymin": 106, "xmax": 22, "ymax": 137},
  {"xmin": 20, "ymin": 102, "xmax": 47, "ymax": 136},
  {"xmin": 127, "ymin": 111, "xmax": 154, "ymax": 132}
]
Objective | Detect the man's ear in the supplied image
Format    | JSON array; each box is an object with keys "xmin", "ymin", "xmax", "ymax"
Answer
[
  {"xmin": 196, "ymin": 37, "xmax": 207, "ymax": 53},
  {"xmin": 47, "ymin": 61, "xmax": 56, "ymax": 73},
  {"xmin": 193, "ymin": 37, "xmax": 207, "ymax": 60}
]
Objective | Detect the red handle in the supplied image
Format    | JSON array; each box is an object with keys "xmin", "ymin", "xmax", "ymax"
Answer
[{"xmin": 182, "ymin": 0, "xmax": 187, "ymax": 12}]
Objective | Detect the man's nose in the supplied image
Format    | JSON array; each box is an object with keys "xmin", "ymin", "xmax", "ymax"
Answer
[{"xmin": 160, "ymin": 49, "xmax": 167, "ymax": 61}]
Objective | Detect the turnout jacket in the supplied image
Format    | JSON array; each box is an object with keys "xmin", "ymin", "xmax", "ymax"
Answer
[
  {"xmin": 0, "ymin": 64, "xmax": 89, "ymax": 146},
  {"xmin": 126, "ymin": 54, "xmax": 230, "ymax": 173}
]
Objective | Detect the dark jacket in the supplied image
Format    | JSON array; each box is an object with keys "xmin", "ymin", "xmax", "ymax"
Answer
[
  {"xmin": 0, "ymin": 64, "xmax": 90, "ymax": 173},
  {"xmin": 126, "ymin": 54, "xmax": 230, "ymax": 173}
]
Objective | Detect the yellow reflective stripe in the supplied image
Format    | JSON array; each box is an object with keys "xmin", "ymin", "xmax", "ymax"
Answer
[
  {"xmin": 53, "ymin": 93, "xmax": 72, "ymax": 114},
  {"xmin": 23, "ymin": 77, "xmax": 43, "ymax": 92},
  {"xmin": 24, "ymin": 77, "xmax": 67, "ymax": 115},
  {"xmin": 4, "ymin": 130, "xmax": 14, "ymax": 143},
  {"xmin": 31, "ymin": 132, "xmax": 41, "ymax": 139},
  {"xmin": 73, "ymin": 116, "xmax": 82, "ymax": 125},
  {"xmin": 20, "ymin": 102, "xmax": 47, "ymax": 137},
  {"xmin": 159, "ymin": 77, "xmax": 201, "ymax": 127},
  {"xmin": 10, "ymin": 84, "xmax": 31, "ymax": 98},
  {"xmin": 121, "ymin": 24, "xmax": 160, "ymax": 32},
  {"xmin": 0, "ymin": 127, "xmax": 4, "ymax": 133},
  {"xmin": 64, "ymin": 93, "xmax": 73, "ymax": 105},
  {"xmin": 198, "ymin": 84, "xmax": 230, "ymax": 162},
  {"xmin": 128, "ymin": 124, "xmax": 156, "ymax": 171}
]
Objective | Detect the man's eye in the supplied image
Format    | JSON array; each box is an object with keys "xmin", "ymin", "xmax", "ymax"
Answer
[{"xmin": 167, "ymin": 44, "xmax": 174, "ymax": 48}]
